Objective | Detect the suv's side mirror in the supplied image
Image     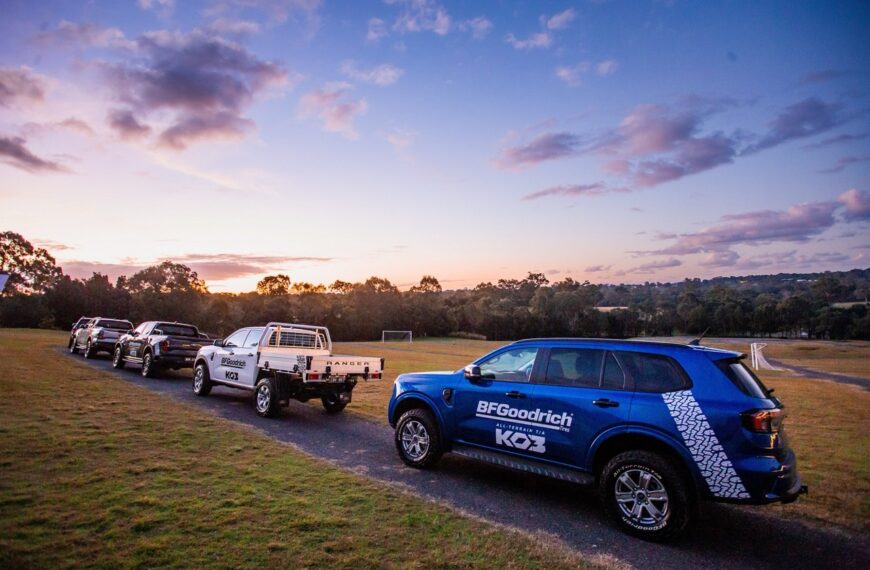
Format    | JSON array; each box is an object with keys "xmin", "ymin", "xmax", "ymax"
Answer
[
  {"xmin": 464, "ymin": 365, "xmax": 482, "ymax": 381},
  {"xmin": 213, "ymin": 339, "xmax": 224, "ymax": 347}
]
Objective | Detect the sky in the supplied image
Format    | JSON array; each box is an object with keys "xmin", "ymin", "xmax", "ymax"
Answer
[{"xmin": 0, "ymin": 0, "xmax": 868, "ymax": 292}]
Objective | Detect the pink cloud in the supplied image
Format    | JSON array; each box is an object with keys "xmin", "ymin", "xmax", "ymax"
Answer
[
  {"xmin": 298, "ymin": 83, "xmax": 367, "ymax": 139},
  {"xmin": 838, "ymin": 188, "xmax": 870, "ymax": 222}
]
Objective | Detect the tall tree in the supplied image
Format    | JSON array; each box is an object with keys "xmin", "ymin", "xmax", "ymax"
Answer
[
  {"xmin": 257, "ymin": 274, "xmax": 290, "ymax": 296},
  {"xmin": 0, "ymin": 231, "xmax": 62, "ymax": 294}
]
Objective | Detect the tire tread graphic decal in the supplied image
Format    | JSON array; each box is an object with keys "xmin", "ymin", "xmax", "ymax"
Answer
[{"xmin": 662, "ymin": 390, "xmax": 750, "ymax": 499}]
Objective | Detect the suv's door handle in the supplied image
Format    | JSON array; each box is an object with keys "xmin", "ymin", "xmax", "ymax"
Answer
[
  {"xmin": 593, "ymin": 399, "xmax": 620, "ymax": 408},
  {"xmin": 505, "ymin": 391, "xmax": 527, "ymax": 399}
]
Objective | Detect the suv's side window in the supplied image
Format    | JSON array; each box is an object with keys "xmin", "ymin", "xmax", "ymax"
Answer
[
  {"xmin": 616, "ymin": 351, "xmax": 689, "ymax": 393},
  {"xmin": 602, "ymin": 351, "xmax": 626, "ymax": 390},
  {"xmin": 224, "ymin": 329, "xmax": 248, "ymax": 348},
  {"xmin": 543, "ymin": 348, "xmax": 604, "ymax": 388},
  {"xmin": 478, "ymin": 348, "xmax": 539, "ymax": 383}
]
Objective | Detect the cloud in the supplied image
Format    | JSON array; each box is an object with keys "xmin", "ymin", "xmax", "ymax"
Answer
[
  {"xmin": 496, "ymin": 96, "xmax": 846, "ymax": 187},
  {"xmin": 799, "ymin": 69, "xmax": 848, "ymax": 85},
  {"xmin": 34, "ymin": 20, "xmax": 134, "ymax": 49},
  {"xmin": 505, "ymin": 32, "xmax": 552, "ymax": 50},
  {"xmin": 298, "ymin": 82, "xmax": 367, "ymax": 139},
  {"xmin": 366, "ymin": 17, "xmax": 388, "ymax": 42},
  {"xmin": 493, "ymin": 132, "xmax": 584, "ymax": 168},
  {"xmin": 643, "ymin": 200, "xmax": 841, "ymax": 256},
  {"xmin": 544, "ymin": 8, "xmax": 576, "ymax": 30},
  {"xmin": 0, "ymin": 67, "xmax": 46, "ymax": 107},
  {"xmin": 21, "ymin": 117, "xmax": 95, "ymax": 138},
  {"xmin": 385, "ymin": 128, "xmax": 414, "ymax": 157},
  {"xmin": 460, "ymin": 17, "xmax": 493, "ymax": 40},
  {"xmin": 838, "ymin": 188, "xmax": 870, "ymax": 222},
  {"xmin": 107, "ymin": 109, "xmax": 152, "ymax": 140},
  {"xmin": 803, "ymin": 133, "xmax": 870, "ymax": 149},
  {"xmin": 208, "ymin": 18, "xmax": 261, "ymax": 37},
  {"xmin": 33, "ymin": 239, "xmax": 74, "ymax": 252},
  {"xmin": 0, "ymin": 136, "xmax": 68, "ymax": 173},
  {"xmin": 698, "ymin": 250, "xmax": 740, "ymax": 267},
  {"xmin": 743, "ymin": 98, "xmax": 843, "ymax": 154},
  {"xmin": 138, "ymin": 0, "xmax": 174, "ymax": 15},
  {"xmin": 584, "ymin": 264, "xmax": 612, "ymax": 273},
  {"xmin": 522, "ymin": 183, "xmax": 629, "ymax": 200},
  {"xmin": 103, "ymin": 29, "xmax": 289, "ymax": 150},
  {"xmin": 555, "ymin": 62, "xmax": 589, "ymax": 86},
  {"xmin": 596, "ymin": 59, "xmax": 619, "ymax": 76},
  {"xmin": 390, "ymin": 0, "xmax": 452, "ymax": 36},
  {"xmin": 819, "ymin": 154, "xmax": 870, "ymax": 174},
  {"xmin": 626, "ymin": 258, "xmax": 682, "ymax": 274},
  {"xmin": 61, "ymin": 253, "xmax": 333, "ymax": 282},
  {"xmin": 204, "ymin": 0, "xmax": 322, "ymax": 25},
  {"xmin": 340, "ymin": 60, "xmax": 404, "ymax": 86}
]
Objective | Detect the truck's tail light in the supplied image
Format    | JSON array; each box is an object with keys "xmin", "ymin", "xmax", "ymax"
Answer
[
  {"xmin": 160, "ymin": 340, "xmax": 171, "ymax": 352},
  {"xmin": 742, "ymin": 408, "xmax": 784, "ymax": 433},
  {"xmin": 308, "ymin": 373, "xmax": 320, "ymax": 380},
  {"xmin": 96, "ymin": 330, "xmax": 104, "ymax": 339}
]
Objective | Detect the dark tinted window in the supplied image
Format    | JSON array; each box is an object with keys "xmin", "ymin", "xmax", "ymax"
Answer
[
  {"xmin": 154, "ymin": 323, "xmax": 198, "ymax": 336},
  {"xmin": 602, "ymin": 352, "xmax": 626, "ymax": 390},
  {"xmin": 716, "ymin": 359, "xmax": 770, "ymax": 398},
  {"xmin": 96, "ymin": 319, "xmax": 133, "ymax": 330},
  {"xmin": 544, "ymin": 349, "xmax": 604, "ymax": 388},
  {"xmin": 617, "ymin": 351, "xmax": 689, "ymax": 393}
]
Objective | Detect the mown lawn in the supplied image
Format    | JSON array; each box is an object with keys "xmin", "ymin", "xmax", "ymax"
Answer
[{"xmin": 0, "ymin": 329, "xmax": 597, "ymax": 569}]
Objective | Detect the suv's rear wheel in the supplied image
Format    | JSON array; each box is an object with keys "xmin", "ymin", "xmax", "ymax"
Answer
[
  {"xmin": 600, "ymin": 450, "xmax": 692, "ymax": 541},
  {"xmin": 83, "ymin": 339, "xmax": 95, "ymax": 359},
  {"xmin": 254, "ymin": 377, "xmax": 279, "ymax": 418},
  {"xmin": 395, "ymin": 408, "xmax": 442, "ymax": 468},
  {"xmin": 112, "ymin": 346, "xmax": 125, "ymax": 369},
  {"xmin": 69, "ymin": 338, "xmax": 78, "ymax": 354}
]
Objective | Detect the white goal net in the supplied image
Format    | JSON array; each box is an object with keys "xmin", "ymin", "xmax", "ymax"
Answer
[
  {"xmin": 382, "ymin": 330, "xmax": 413, "ymax": 343},
  {"xmin": 750, "ymin": 343, "xmax": 782, "ymax": 371}
]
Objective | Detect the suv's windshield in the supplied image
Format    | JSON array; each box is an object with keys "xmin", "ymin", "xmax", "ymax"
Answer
[
  {"xmin": 717, "ymin": 358, "xmax": 771, "ymax": 398},
  {"xmin": 96, "ymin": 319, "xmax": 133, "ymax": 330},
  {"xmin": 155, "ymin": 324, "xmax": 199, "ymax": 336}
]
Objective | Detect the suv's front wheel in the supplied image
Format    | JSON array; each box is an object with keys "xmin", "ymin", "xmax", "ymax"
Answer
[
  {"xmin": 395, "ymin": 408, "xmax": 442, "ymax": 468},
  {"xmin": 600, "ymin": 450, "xmax": 692, "ymax": 541}
]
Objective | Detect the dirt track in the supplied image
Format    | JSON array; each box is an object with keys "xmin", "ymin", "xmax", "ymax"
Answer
[{"xmin": 66, "ymin": 349, "xmax": 870, "ymax": 570}]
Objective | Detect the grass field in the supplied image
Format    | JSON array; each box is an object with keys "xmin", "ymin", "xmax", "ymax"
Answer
[
  {"xmin": 0, "ymin": 330, "xmax": 598, "ymax": 569},
  {"xmin": 343, "ymin": 337, "xmax": 870, "ymax": 533}
]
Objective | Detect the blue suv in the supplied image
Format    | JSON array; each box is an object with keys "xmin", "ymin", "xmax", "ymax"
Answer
[{"xmin": 387, "ymin": 339, "xmax": 806, "ymax": 540}]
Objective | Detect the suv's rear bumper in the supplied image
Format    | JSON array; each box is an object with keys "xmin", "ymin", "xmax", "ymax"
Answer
[
  {"xmin": 153, "ymin": 352, "xmax": 198, "ymax": 368},
  {"xmin": 728, "ymin": 448, "xmax": 807, "ymax": 504}
]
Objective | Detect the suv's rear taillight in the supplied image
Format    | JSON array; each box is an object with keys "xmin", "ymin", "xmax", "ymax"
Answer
[
  {"xmin": 160, "ymin": 340, "xmax": 171, "ymax": 352},
  {"xmin": 742, "ymin": 408, "xmax": 784, "ymax": 433},
  {"xmin": 96, "ymin": 330, "xmax": 104, "ymax": 339}
]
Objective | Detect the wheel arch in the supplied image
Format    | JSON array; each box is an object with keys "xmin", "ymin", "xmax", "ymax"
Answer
[
  {"xmin": 390, "ymin": 394, "xmax": 446, "ymax": 435},
  {"xmin": 589, "ymin": 428, "xmax": 702, "ymax": 499}
]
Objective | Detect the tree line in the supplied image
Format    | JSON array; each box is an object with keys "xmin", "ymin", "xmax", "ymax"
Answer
[{"xmin": 1, "ymin": 231, "xmax": 868, "ymax": 340}]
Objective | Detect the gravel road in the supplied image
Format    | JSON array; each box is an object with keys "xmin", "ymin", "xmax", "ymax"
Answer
[{"xmin": 66, "ymin": 350, "xmax": 869, "ymax": 570}]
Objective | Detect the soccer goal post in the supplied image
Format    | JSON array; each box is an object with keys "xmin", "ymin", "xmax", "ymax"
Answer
[{"xmin": 382, "ymin": 330, "xmax": 413, "ymax": 343}]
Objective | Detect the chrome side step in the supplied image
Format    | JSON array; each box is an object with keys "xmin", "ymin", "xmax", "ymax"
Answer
[{"xmin": 451, "ymin": 444, "xmax": 594, "ymax": 486}]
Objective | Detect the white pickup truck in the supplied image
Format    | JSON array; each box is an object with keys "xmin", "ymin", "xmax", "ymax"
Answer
[{"xmin": 192, "ymin": 322, "xmax": 383, "ymax": 417}]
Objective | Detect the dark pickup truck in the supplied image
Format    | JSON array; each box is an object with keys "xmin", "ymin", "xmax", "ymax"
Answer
[{"xmin": 112, "ymin": 321, "xmax": 210, "ymax": 378}]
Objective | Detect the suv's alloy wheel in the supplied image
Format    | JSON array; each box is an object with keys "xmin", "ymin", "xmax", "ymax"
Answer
[{"xmin": 394, "ymin": 408, "xmax": 442, "ymax": 468}]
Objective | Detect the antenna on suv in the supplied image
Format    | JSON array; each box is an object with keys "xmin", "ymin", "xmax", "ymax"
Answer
[{"xmin": 688, "ymin": 327, "xmax": 710, "ymax": 346}]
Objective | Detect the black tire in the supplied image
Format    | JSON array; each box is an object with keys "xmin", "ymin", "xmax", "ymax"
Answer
[
  {"xmin": 83, "ymin": 339, "xmax": 95, "ymax": 359},
  {"xmin": 321, "ymin": 392, "xmax": 348, "ymax": 414},
  {"xmin": 112, "ymin": 346, "xmax": 126, "ymax": 369},
  {"xmin": 69, "ymin": 337, "xmax": 78, "ymax": 354},
  {"xmin": 600, "ymin": 450, "xmax": 692, "ymax": 541},
  {"xmin": 141, "ymin": 351, "xmax": 156, "ymax": 378},
  {"xmin": 193, "ymin": 363, "xmax": 212, "ymax": 397},
  {"xmin": 394, "ymin": 408, "xmax": 442, "ymax": 468},
  {"xmin": 254, "ymin": 377, "xmax": 279, "ymax": 418}
]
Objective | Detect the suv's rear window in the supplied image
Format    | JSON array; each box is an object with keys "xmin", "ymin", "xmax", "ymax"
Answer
[
  {"xmin": 716, "ymin": 358, "xmax": 770, "ymax": 398},
  {"xmin": 96, "ymin": 319, "xmax": 132, "ymax": 330},
  {"xmin": 616, "ymin": 351, "xmax": 690, "ymax": 393}
]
